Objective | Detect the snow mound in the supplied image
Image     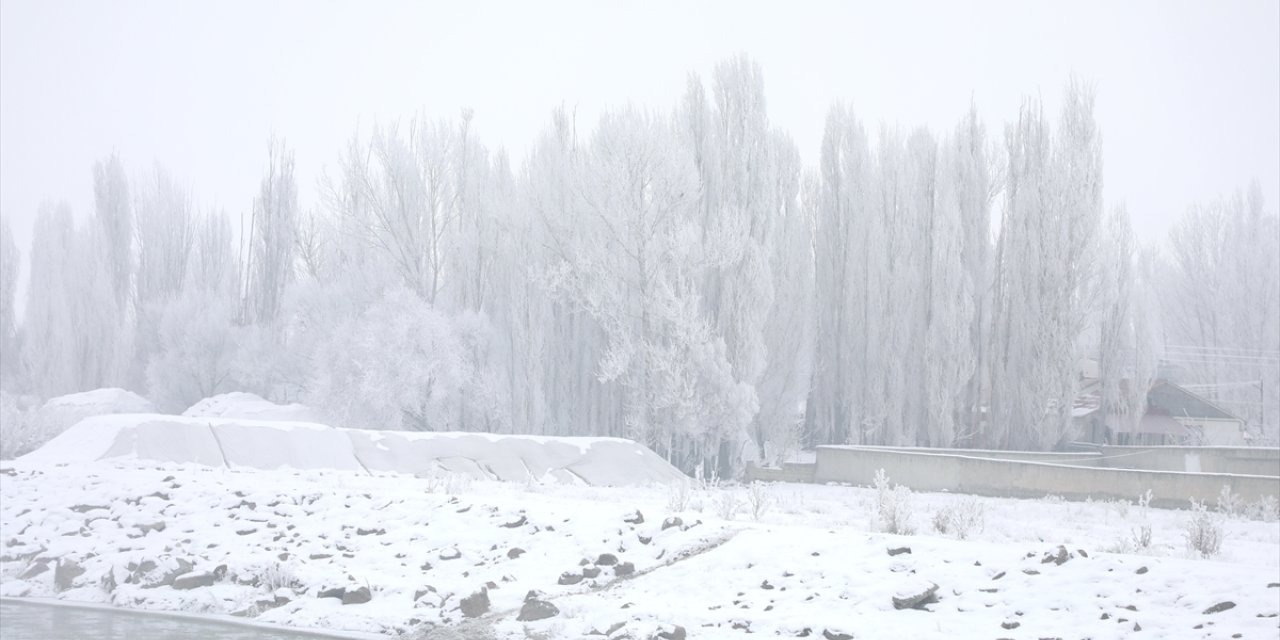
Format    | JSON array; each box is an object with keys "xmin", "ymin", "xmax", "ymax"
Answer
[
  {"xmin": 36, "ymin": 388, "xmax": 157, "ymax": 436},
  {"xmin": 17, "ymin": 415, "xmax": 686, "ymax": 486},
  {"xmin": 182, "ymin": 392, "xmax": 323, "ymax": 423}
]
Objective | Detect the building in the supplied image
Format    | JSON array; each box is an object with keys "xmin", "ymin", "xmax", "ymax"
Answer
[{"xmin": 1074, "ymin": 376, "xmax": 1248, "ymax": 446}]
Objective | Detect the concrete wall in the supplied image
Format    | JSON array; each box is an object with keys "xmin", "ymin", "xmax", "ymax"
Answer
[
  {"xmin": 1098, "ymin": 445, "xmax": 1280, "ymax": 476},
  {"xmin": 813, "ymin": 446, "xmax": 1280, "ymax": 509},
  {"xmin": 744, "ymin": 462, "xmax": 817, "ymax": 484}
]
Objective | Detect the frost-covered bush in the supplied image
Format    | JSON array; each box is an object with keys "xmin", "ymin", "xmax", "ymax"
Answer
[
  {"xmin": 1130, "ymin": 489, "xmax": 1153, "ymax": 550},
  {"xmin": 1244, "ymin": 495, "xmax": 1279, "ymax": 523},
  {"xmin": 1184, "ymin": 498, "xmax": 1224, "ymax": 558},
  {"xmin": 746, "ymin": 481, "xmax": 774, "ymax": 521},
  {"xmin": 931, "ymin": 497, "xmax": 984, "ymax": 539},
  {"xmin": 873, "ymin": 468, "xmax": 915, "ymax": 535},
  {"xmin": 1215, "ymin": 485, "xmax": 1241, "ymax": 518},
  {"xmin": 666, "ymin": 480, "xmax": 693, "ymax": 511},
  {"xmin": 255, "ymin": 562, "xmax": 302, "ymax": 591},
  {"xmin": 714, "ymin": 488, "xmax": 739, "ymax": 520}
]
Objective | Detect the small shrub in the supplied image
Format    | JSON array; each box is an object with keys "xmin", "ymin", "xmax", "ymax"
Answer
[
  {"xmin": 873, "ymin": 468, "xmax": 915, "ymax": 535},
  {"xmin": 1216, "ymin": 485, "xmax": 1241, "ymax": 518},
  {"xmin": 257, "ymin": 562, "xmax": 302, "ymax": 592},
  {"xmin": 1130, "ymin": 489, "xmax": 1153, "ymax": 550},
  {"xmin": 714, "ymin": 489, "xmax": 739, "ymax": 520},
  {"xmin": 666, "ymin": 480, "xmax": 692, "ymax": 512},
  {"xmin": 1184, "ymin": 498, "xmax": 1224, "ymax": 558},
  {"xmin": 931, "ymin": 497, "xmax": 984, "ymax": 539},
  {"xmin": 1244, "ymin": 495, "xmax": 1279, "ymax": 523},
  {"xmin": 746, "ymin": 481, "xmax": 773, "ymax": 521}
]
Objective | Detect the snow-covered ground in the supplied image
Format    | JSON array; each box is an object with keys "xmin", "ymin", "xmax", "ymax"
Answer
[{"xmin": 1, "ymin": 459, "xmax": 1276, "ymax": 639}]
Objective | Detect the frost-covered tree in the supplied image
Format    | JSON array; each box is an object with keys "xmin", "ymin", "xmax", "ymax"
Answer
[
  {"xmin": 1161, "ymin": 182, "xmax": 1279, "ymax": 438},
  {"xmin": 22, "ymin": 203, "xmax": 119, "ymax": 396},
  {"xmin": 93, "ymin": 153, "xmax": 132, "ymax": 311},
  {"xmin": 310, "ymin": 288, "xmax": 468, "ymax": 431},
  {"xmin": 0, "ymin": 217, "xmax": 20, "ymax": 390},
  {"xmin": 990, "ymin": 79, "xmax": 1103, "ymax": 450},
  {"xmin": 243, "ymin": 138, "xmax": 298, "ymax": 324},
  {"xmin": 542, "ymin": 107, "xmax": 755, "ymax": 474}
]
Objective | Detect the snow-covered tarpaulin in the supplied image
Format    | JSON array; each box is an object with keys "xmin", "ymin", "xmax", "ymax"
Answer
[{"xmin": 16, "ymin": 414, "xmax": 687, "ymax": 487}]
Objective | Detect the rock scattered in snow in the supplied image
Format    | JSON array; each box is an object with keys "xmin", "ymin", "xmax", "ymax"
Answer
[{"xmin": 517, "ymin": 599, "xmax": 559, "ymax": 621}]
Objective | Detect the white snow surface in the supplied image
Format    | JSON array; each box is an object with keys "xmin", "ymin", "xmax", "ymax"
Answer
[
  {"xmin": 182, "ymin": 392, "xmax": 325, "ymax": 424},
  {"xmin": 0, "ymin": 461, "xmax": 1276, "ymax": 639},
  {"xmin": 15, "ymin": 414, "xmax": 687, "ymax": 486}
]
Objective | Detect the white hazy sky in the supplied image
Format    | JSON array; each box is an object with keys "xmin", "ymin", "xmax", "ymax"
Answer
[{"xmin": 1, "ymin": 0, "xmax": 1278, "ymax": 265}]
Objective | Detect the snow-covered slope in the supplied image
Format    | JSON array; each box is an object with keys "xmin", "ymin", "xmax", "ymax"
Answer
[
  {"xmin": 182, "ymin": 392, "xmax": 324, "ymax": 424},
  {"xmin": 0, "ymin": 463, "xmax": 1275, "ymax": 639},
  {"xmin": 16, "ymin": 414, "xmax": 686, "ymax": 486}
]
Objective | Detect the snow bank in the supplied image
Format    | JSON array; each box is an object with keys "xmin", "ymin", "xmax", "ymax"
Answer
[
  {"xmin": 348, "ymin": 430, "xmax": 688, "ymax": 486},
  {"xmin": 182, "ymin": 392, "xmax": 324, "ymax": 424},
  {"xmin": 38, "ymin": 388, "xmax": 156, "ymax": 433},
  {"xmin": 16, "ymin": 414, "xmax": 685, "ymax": 486}
]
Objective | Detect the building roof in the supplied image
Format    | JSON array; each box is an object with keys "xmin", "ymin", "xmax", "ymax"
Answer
[{"xmin": 1147, "ymin": 380, "xmax": 1242, "ymax": 422}]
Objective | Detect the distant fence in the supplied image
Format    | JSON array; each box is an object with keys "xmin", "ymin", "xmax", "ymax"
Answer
[{"xmin": 745, "ymin": 445, "xmax": 1280, "ymax": 508}]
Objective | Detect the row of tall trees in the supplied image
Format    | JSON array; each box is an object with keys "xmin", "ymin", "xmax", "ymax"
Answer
[{"xmin": 1, "ymin": 56, "xmax": 1276, "ymax": 472}]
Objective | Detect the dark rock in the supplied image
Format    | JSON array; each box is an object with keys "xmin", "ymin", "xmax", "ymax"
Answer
[
  {"xmin": 558, "ymin": 571, "xmax": 583, "ymax": 585},
  {"xmin": 341, "ymin": 586, "xmax": 371, "ymax": 605},
  {"xmin": 822, "ymin": 630, "xmax": 853, "ymax": 640},
  {"xmin": 615, "ymin": 561, "xmax": 635, "ymax": 577},
  {"xmin": 1136, "ymin": 566, "xmax": 1148, "ymax": 575},
  {"xmin": 439, "ymin": 548, "xmax": 461, "ymax": 561},
  {"xmin": 1134, "ymin": 623, "xmax": 1142, "ymax": 631},
  {"xmin": 420, "ymin": 561, "xmax": 433, "ymax": 571},
  {"xmin": 638, "ymin": 536, "xmax": 652, "ymax": 545},
  {"xmin": 991, "ymin": 571, "xmax": 1006, "ymax": 580},
  {"xmin": 1022, "ymin": 569, "xmax": 1040, "ymax": 575},
  {"xmin": 413, "ymin": 586, "xmax": 436, "ymax": 601},
  {"xmin": 21, "ymin": 559, "xmax": 50, "ymax": 579},
  {"xmin": 1078, "ymin": 549, "xmax": 1089, "ymax": 558},
  {"xmin": 1001, "ymin": 621, "xmax": 1020, "ymax": 630},
  {"xmin": 507, "ymin": 548, "xmax": 525, "ymax": 559},
  {"xmin": 524, "ymin": 589, "xmax": 544, "ymax": 602},
  {"xmin": 761, "ymin": 580, "xmax": 775, "ymax": 590},
  {"xmin": 460, "ymin": 588, "xmax": 489, "ymax": 617},
  {"xmin": 1268, "ymin": 583, "xmax": 1279, "ymax": 588},
  {"xmin": 597, "ymin": 553, "xmax": 619, "ymax": 566},
  {"xmin": 887, "ymin": 546, "xmax": 912, "ymax": 556},
  {"xmin": 1202, "ymin": 601, "xmax": 1235, "ymax": 614},
  {"xmin": 1041, "ymin": 546, "xmax": 1071, "ymax": 565},
  {"xmin": 54, "ymin": 559, "xmax": 85, "ymax": 591},
  {"xmin": 892, "ymin": 582, "xmax": 939, "ymax": 610},
  {"xmin": 356, "ymin": 528, "xmax": 385, "ymax": 536},
  {"xmin": 624, "ymin": 511, "xmax": 644, "ymax": 525},
  {"xmin": 517, "ymin": 599, "xmax": 560, "ymax": 621},
  {"xmin": 69, "ymin": 504, "xmax": 108, "ymax": 513},
  {"xmin": 662, "ymin": 517, "xmax": 683, "ymax": 531},
  {"xmin": 309, "ymin": 553, "xmax": 332, "ymax": 560},
  {"xmin": 318, "ymin": 587, "xmax": 345, "ymax": 599},
  {"xmin": 583, "ymin": 566, "xmax": 602, "ymax": 579},
  {"xmin": 172, "ymin": 572, "xmax": 218, "ymax": 590},
  {"xmin": 502, "ymin": 516, "xmax": 527, "ymax": 528},
  {"xmin": 656, "ymin": 625, "xmax": 686, "ymax": 640},
  {"xmin": 235, "ymin": 528, "xmax": 257, "ymax": 536}
]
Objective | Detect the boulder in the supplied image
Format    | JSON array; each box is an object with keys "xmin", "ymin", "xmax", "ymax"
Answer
[
  {"xmin": 1203, "ymin": 601, "xmax": 1235, "ymax": 614},
  {"xmin": 460, "ymin": 588, "xmax": 490, "ymax": 617},
  {"xmin": 615, "ymin": 561, "xmax": 635, "ymax": 577},
  {"xmin": 342, "ymin": 586, "xmax": 372, "ymax": 605},
  {"xmin": 172, "ymin": 572, "xmax": 218, "ymax": 590},
  {"xmin": 624, "ymin": 510, "xmax": 644, "ymax": 525},
  {"xmin": 54, "ymin": 559, "xmax": 85, "ymax": 591},
  {"xmin": 596, "ymin": 553, "xmax": 619, "ymax": 566},
  {"xmin": 892, "ymin": 581, "xmax": 939, "ymax": 610},
  {"xmin": 558, "ymin": 571, "xmax": 584, "ymax": 586},
  {"xmin": 517, "ymin": 599, "xmax": 560, "ymax": 621},
  {"xmin": 662, "ymin": 517, "xmax": 683, "ymax": 531}
]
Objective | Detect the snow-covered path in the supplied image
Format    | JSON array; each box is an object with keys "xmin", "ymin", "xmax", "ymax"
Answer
[{"xmin": 1, "ymin": 462, "xmax": 1276, "ymax": 639}]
